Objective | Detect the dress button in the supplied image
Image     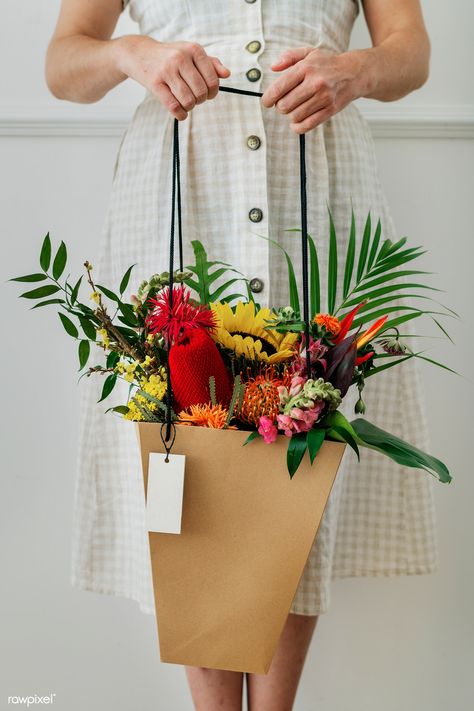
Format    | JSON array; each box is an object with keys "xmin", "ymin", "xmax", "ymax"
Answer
[
  {"xmin": 246, "ymin": 40, "xmax": 261, "ymax": 54},
  {"xmin": 247, "ymin": 135, "xmax": 261, "ymax": 150},
  {"xmin": 249, "ymin": 277, "xmax": 264, "ymax": 293},
  {"xmin": 244, "ymin": 0, "xmax": 257, "ymax": 3},
  {"xmin": 246, "ymin": 68, "xmax": 261, "ymax": 82},
  {"xmin": 249, "ymin": 208, "xmax": 263, "ymax": 223}
]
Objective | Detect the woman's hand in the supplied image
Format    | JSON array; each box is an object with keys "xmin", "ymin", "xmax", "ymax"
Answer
[
  {"xmin": 117, "ymin": 36, "xmax": 231, "ymax": 121},
  {"xmin": 261, "ymin": 47, "xmax": 364, "ymax": 134}
]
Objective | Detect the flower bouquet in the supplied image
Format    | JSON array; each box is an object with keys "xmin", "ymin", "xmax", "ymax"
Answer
[
  {"xmin": 11, "ymin": 211, "xmax": 454, "ymax": 673},
  {"xmin": 11, "ymin": 212, "xmax": 453, "ymax": 481}
]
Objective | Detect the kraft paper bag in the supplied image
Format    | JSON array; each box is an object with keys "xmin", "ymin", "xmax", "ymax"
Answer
[{"xmin": 136, "ymin": 423, "xmax": 346, "ymax": 674}]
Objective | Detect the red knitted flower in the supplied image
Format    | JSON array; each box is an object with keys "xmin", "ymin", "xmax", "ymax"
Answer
[
  {"xmin": 169, "ymin": 328, "xmax": 232, "ymax": 412},
  {"xmin": 145, "ymin": 284, "xmax": 231, "ymax": 411}
]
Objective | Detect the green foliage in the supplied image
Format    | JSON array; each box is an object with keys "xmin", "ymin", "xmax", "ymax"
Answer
[
  {"xmin": 350, "ymin": 417, "xmax": 452, "ymax": 483},
  {"xmin": 287, "ymin": 432, "xmax": 308, "ymax": 478},
  {"xmin": 78, "ymin": 340, "xmax": 90, "ymax": 370},
  {"xmin": 184, "ymin": 240, "xmax": 247, "ymax": 305}
]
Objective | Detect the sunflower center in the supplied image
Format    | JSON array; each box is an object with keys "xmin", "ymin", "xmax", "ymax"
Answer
[{"xmin": 230, "ymin": 330, "xmax": 277, "ymax": 356}]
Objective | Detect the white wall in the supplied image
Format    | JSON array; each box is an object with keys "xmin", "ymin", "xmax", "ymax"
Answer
[{"xmin": 1, "ymin": 2, "xmax": 473, "ymax": 710}]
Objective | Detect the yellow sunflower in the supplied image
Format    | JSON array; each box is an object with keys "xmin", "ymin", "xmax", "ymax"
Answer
[{"xmin": 210, "ymin": 301, "xmax": 298, "ymax": 363}]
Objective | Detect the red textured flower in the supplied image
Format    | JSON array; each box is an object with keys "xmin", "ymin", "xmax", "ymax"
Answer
[{"xmin": 145, "ymin": 284, "xmax": 216, "ymax": 344}]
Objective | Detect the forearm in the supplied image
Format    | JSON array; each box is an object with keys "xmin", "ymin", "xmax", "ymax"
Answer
[
  {"xmin": 45, "ymin": 33, "xmax": 135, "ymax": 104},
  {"xmin": 346, "ymin": 27, "xmax": 430, "ymax": 103}
]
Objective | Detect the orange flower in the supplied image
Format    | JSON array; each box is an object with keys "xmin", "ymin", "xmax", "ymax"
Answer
[
  {"xmin": 240, "ymin": 366, "xmax": 291, "ymax": 427},
  {"xmin": 178, "ymin": 403, "xmax": 236, "ymax": 429},
  {"xmin": 355, "ymin": 315, "xmax": 388, "ymax": 350},
  {"xmin": 314, "ymin": 313, "xmax": 341, "ymax": 337}
]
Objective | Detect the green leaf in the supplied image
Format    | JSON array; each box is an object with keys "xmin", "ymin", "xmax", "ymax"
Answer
[
  {"xmin": 366, "ymin": 218, "xmax": 382, "ymax": 270},
  {"xmin": 111, "ymin": 405, "xmax": 130, "ymax": 416},
  {"xmin": 58, "ymin": 312, "xmax": 78, "ymax": 338},
  {"xmin": 20, "ymin": 284, "xmax": 61, "ymax": 300},
  {"xmin": 70, "ymin": 275, "xmax": 83, "ymax": 304},
  {"xmin": 78, "ymin": 340, "xmax": 90, "ymax": 370},
  {"xmin": 40, "ymin": 233, "xmax": 52, "ymax": 272},
  {"xmin": 350, "ymin": 417, "xmax": 451, "ymax": 483},
  {"xmin": 353, "ymin": 270, "xmax": 432, "ymax": 293},
  {"xmin": 327, "ymin": 425, "xmax": 360, "ymax": 461},
  {"xmin": 307, "ymin": 428, "xmax": 326, "ymax": 464},
  {"xmin": 106, "ymin": 351, "xmax": 120, "ymax": 368},
  {"xmin": 10, "ymin": 273, "xmax": 47, "ymax": 283},
  {"xmin": 356, "ymin": 211, "xmax": 371, "ymax": 282},
  {"xmin": 287, "ymin": 432, "xmax": 308, "ymax": 478},
  {"xmin": 343, "ymin": 282, "xmax": 442, "ymax": 308},
  {"xmin": 343, "ymin": 210, "xmax": 356, "ymax": 298},
  {"xmin": 119, "ymin": 264, "xmax": 135, "ymax": 294},
  {"xmin": 308, "ymin": 234, "xmax": 321, "ymax": 317},
  {"xmin": 52, "ymin": 241, "xmax": 67, "ymax": 280},
  {"xmin": 79, "ymin": 315, "xmax": 97, "ymax": 340},
  {"xmin": 30, "ymin": 298, "xmax": 65, "ymax": 309},
  {"xmin": 98, "ymin": 373, "xmax": 117, "ymax": 403},
  {"xmin": 255, "ymin": 233, "xmax": 300, "ymax": 317},
  {"xmin": 96, "ymin": 284, "xmax": 120, "ymax": 302},
  {"xmin": 118, "ymin": 302, "xmax": 139, "ymax": 326},
  {"xmin": 327, "ymin": 208, "xmax": 338, "ymax": 313},
  {"xmin": 362, "ymin": 353, "xmax": 415, "ymax": 378},
  {"xmin": 210, "ymin": 278, "xmax": 244, "ymax": 302},
  {"xmin": 243, "ymin": 431, "xmax": 260, "ymax": 446}
]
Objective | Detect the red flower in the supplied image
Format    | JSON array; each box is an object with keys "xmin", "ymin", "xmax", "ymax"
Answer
[{"xmin": 146, "ymin": 284, "xmax": 216, "ymax": 344}]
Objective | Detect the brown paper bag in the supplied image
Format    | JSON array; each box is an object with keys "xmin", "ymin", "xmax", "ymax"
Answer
[{"xmin": 136, "ymin": 423, "xmax": 346, "ymax": 674}]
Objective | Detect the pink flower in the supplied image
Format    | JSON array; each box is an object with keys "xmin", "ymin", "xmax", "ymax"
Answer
[{"xmin": 258, "ymin": 416, "xmax": 278, "ymax": 444}]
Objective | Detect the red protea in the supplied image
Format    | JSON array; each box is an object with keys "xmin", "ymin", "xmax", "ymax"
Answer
[{"xmin": 145, "ymin": 285, "xmax": 232, "ymax": 411}]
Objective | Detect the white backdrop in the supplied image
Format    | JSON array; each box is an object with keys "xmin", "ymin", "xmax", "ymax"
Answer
[{"xmin": 1, "ymin": 2, "xmax": 473, "ymax": 710}]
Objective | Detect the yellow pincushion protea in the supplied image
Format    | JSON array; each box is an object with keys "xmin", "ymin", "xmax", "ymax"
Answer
[{"xmin": 210, "ymin": 300, "xmax": 298, "ymax": 364}]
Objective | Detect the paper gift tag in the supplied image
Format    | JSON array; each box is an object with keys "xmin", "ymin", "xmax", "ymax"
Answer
[{"xmin": 146, "ymin": 453, "xmax": 186, "ymax": 534}]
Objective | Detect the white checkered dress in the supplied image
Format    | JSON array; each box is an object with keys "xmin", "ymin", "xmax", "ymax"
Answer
[{"xmin": 71, "ymin": 0, "xmax": 438, "ymax": 617}]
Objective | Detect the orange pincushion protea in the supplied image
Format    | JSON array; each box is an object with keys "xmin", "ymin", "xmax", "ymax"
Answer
[
  {"xmin": 178, "ymin": 403, "xmax": 237, "ymax": 429},
  {"xmin": 240, "ymin": 367, "xmax": 292, "ymax": 427},
  {"xmin": 313, "ymin": 313, "xmax": 341, "ymax": 337}
]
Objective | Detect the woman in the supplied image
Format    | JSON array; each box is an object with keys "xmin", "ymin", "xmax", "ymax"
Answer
[{"xmin": 45, "ymin": 1, "xmax": 435, "ymax": 709}]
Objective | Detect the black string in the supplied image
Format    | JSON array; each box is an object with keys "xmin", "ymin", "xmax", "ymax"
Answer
[{"xmin": 163, "ymin": 84, "xmax": 312, "ymax": 449}]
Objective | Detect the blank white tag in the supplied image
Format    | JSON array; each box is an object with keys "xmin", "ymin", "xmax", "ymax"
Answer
[{"xmin": 146, "ymin": 453, "xmax": 186, "ymax": 534}]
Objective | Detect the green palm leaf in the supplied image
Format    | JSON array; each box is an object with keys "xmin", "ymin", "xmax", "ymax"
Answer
[{"xmin": 327, "ymin": 207, "xmax": 338, "ymax": 312}]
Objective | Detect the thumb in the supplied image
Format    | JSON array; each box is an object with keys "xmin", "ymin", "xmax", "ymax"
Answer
[
  {"xmin": 210, "ymin": 56, "xmax": 231, "ymax": 78},
  {"xmin": 271, "ymin": 46, "xmax": 311, "ymax": 71}
]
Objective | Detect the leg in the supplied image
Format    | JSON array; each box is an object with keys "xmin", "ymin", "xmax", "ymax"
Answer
[
  {"xmin": 185, "ymin": 666, "xmax": 244, "ymax": 711},
  {"xmin": 246, "ymin": 612, "xmax": 318, "ymax": 711}
]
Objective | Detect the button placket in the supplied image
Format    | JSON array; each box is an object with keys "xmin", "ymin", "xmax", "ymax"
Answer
[{"xmin": 241, "ymin": 0, "xmax": 269, "ymax": 302}]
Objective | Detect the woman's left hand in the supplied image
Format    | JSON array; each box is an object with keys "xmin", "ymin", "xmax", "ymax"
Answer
[{"xmin": 261, "ymin": 47, "xmax": 364, "ymax": 134}]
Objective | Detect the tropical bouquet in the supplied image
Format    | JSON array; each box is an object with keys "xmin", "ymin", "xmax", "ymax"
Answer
[{"xmin": 11, "ymin": 210, "xmax": 454, "ymax": 480}]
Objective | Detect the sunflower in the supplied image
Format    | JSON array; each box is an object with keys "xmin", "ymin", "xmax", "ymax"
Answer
[{"xmin": 210, "ymin": 301, "xmax": 298, "ymax": 363}]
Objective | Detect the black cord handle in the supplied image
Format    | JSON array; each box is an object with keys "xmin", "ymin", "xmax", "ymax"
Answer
[{"xmin": 163, "ymin": 85, "xmax": 312, "ymax": 444}]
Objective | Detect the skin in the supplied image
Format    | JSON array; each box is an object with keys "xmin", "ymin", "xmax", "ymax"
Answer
[{"xmin": 45, "ymin": 1, "xmax": 430, "ymax": 708}]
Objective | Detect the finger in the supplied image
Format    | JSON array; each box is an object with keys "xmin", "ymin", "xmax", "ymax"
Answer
[
  {"xmin": 179, "ymin": 60, "xmax": 209, "ymax": 105},
  {"xmin": 210, "ymin": 56, "xmax": 231, "ymax": 78},
  {"xmin": 167, "ymin": 73, "xmax": 196, "ymax": 112},
  {"xmin": 192, "ymin": 53, "xmax": 221, "ymax": 100},
  {"xmin": 289, "ymin": 93, "xmax": 329, "ymax": 124},
  {"xmin": 290, "ymin": 106, "xmax": 333, "ymax": 134},
  {"xmin": 275, "ymin": 80, "xmax": 315, "ymax": 115},
  {"xmin": 261, "ymin": 64, "xmax": 305, "ymax": 108},
  {"xmin": 270, "ymin": 46, "xmax": 311, "ymax": 71},
  {"xmin": 153, "ymin": 82, "xmax": 188, "ymax": 121}
]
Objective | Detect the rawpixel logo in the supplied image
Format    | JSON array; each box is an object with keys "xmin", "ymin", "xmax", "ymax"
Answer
[{"xmin": 7, "ymin": 694, "xmax": 56, "ymax": 706}]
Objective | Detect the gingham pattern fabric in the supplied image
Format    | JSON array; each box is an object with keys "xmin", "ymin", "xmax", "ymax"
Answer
[{"xmin": 71, "ymin": 0, "xmax": 438, "ymax": 617}]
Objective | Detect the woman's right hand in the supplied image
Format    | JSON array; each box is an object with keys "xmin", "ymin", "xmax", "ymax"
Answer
[{"xmin": 117, "ymin": 36, "xmax": 231, "ymax": 120}]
